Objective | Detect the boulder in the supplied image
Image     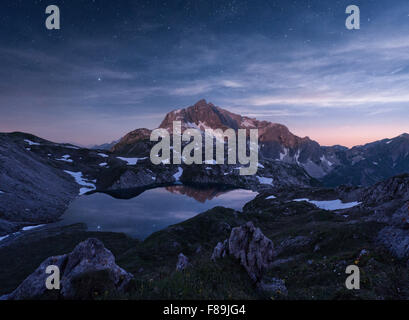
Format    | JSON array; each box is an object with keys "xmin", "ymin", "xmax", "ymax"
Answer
[
  {"xmin": 377, "ymin": 226, "xmax": 409, "ymax": 260},
  {"xmin": 211, "ymin": 221, "xmax": 275, "ymax": 282},
  {"xmin": 1, "ymin": 238, "xmax": 133, "ymax": 300},
  {"xmin": 390, "ymin": 202, "xmax": 409, "ymax": 228},
  {"xmin": 176, "ymin": 253, "xmax": 190, "ymax": 271},
  {"xmin": 211, "ymin": 240, "xmax": 228, "ymax": 261}
]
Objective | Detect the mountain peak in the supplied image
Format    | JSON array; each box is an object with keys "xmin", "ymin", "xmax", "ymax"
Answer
[{"xmin": 193, "ymin": 99, "xmax": 214, "ymax": 109}]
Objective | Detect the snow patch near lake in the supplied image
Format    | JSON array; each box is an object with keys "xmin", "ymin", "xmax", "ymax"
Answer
[
  {"xmin": 22, "ymin": 224, "xmax": 45, "ymax": 231},
  {"xmin": 64, "ymin": 170, "xmax": 96, "ymax": 195},
  {"xmin": 173, "ymin": 167, "xmax": 183, "ymax": 181},
  {"xmin": 98, "ymin": 153, "xmax": 109, "ymax": 158},
  {"xmin": 0, "ymin": 224, "xmax": 47, "ymax": 243},
  {"xmin": 293, "ymin": 198, "xmax": 361, "ymax": 210},
  {"xmin": 266, "ymin": 195, "xmax": 276, "ymax": 199},
  {"xmin": 257, "ymin": 176, "xmax": 273, "ymax": 185},
  {"xmin": 0, "ymin": 190, "xmax": 5, "ymax": 194},
  {"xmin": 117, "ymin": 157, "xmax": 147, "ymax": 165},
  {"xmin": 99, "ymin": 162, "xmax": 108, "ymax": 167}
]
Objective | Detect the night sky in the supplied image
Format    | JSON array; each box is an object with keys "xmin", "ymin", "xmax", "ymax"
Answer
[{"xmin": 1, "ymin": 0, "xmax": 409, "ymax": 147}]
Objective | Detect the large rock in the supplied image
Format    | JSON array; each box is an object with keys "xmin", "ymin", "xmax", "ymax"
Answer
[
  {"xmin": 107, "ymin": 169, "xmax": 156, "ymax": 190},
  {"xmin": 377, "ymin": 227, "xmax": 409, "ymax": 261},
  {"xmin": 1, "ymin": 238, "xmax": 133, "ymax": 300},
  {"xmin": 176, "ymin": 253, "xmax": 190, "ymax": 271},
  {"xmin": 362, "ymin": 174, "xmax": 409, "ymax": 206},
  {"xmin": 212, "ymin": 221, "xmax": 275, "ymax": 282}
]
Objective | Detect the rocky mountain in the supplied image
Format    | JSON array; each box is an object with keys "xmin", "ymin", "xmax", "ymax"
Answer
[
  {"xmin": 111, "ymin": 128, "xmax": 152, "ymax": 155},
  {"xmin": 113, "ymin": 99, "xmax": 409, "ymax": 186},
  {"xmin": 114, "ymin": 99, "xmax": 336, "ymax": 179},
  {"xmin": 322, "ymin": 134, "xmax": 409, "ymax": 187}
]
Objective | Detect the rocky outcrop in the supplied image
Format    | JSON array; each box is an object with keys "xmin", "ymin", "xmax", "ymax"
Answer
[
  {"xmin": 389, "ymin": 202, "xmax": 409, "ymax": 228},
  {"xmin": 0, "ymin": 133, "xmax": 79, "ymax": 233},
  {"xmin": 377, "ymin": 227, "xmax": 409, "ymax": 261},
  {"xmin": 275, "ymin": 236, "xmax": 311, "ymax": 257},
  {"xmin": 211, "ymin": 221, "xmax": 274, "ymax": 282},
  {"xmin": 1, "ymin": 238, "xmax": 133, "ymax": 300},
  {"xmin": 176, "ymin": 253, "xmax": 190, "ymax": 271},
  {"xmin": 211, "ymin": 240, "xmax": 229, "ymax": 261},
  {"xmin": 107, "ymin": 169, "xmax": 156, "ymax": 190},
  {"xmin": 361, "ymin": 174, "xmax": 409, "ymax": 206},
  {"xmin": 377, "ymin": 202, "xmax": 409, "ymax": 261}
]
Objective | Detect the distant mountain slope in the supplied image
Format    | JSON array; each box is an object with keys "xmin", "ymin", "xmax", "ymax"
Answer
[
  {"xmin": 91, "ymin": 140, "xmax": 119, "ymax": 150},
  {"xmin": 111, "ymin": 128, "xmax": 152, "ymax": 155},
  {"xmin": 322, "ymin": 134, "xmax": 409, "ymax": 187}
]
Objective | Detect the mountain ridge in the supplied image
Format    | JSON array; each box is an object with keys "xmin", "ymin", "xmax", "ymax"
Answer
[{"xmin": 111, "ymin": 99, "xmax": 409, "ymax": 186}]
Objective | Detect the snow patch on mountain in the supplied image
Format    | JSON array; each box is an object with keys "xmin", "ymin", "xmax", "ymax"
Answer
[
  {"xmin": 63, "ymin": 170, "xmax": 96, "ymax": 195},
  {"xmin": 56, "ymin": 155, "xmax": 73, "ymax": 163},
  {"xmin": 98, "ymin": 153, "xmax": 109, "ymax": 158},
  {"xmin": 117, "ymin": 157, "xmax": 147, "ymax": 165},
  {"xmin": 320, "ymin": 155, "xmax": 333, "ymax": 167},
  {"xmin": 257, "ymin": 176, "xmax": 273, "ymax": 185},
  {"xmin": 22, "ymin": 224, "xmax": 45, "ymax": 231},
  {"xmin": 279, "ymin": 148, "xmax": 289, "ymax": 160},
  {"xmin": 293, "ymin": 198, "xmax": 361, "ymax": 210},
  {"xmin": 24, "ymin": 139, "xmax": 40, "ymax": 146}
]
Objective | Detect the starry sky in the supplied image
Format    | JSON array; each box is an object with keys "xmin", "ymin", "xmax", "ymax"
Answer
[{"xmin": 1, "ymin": 0, "xmax": 409, "ymax": 147}]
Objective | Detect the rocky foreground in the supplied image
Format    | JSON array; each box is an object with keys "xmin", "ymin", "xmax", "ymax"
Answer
[{"xmin": 0, "ymin": 173, "xmax": 409, "ymax": 300}]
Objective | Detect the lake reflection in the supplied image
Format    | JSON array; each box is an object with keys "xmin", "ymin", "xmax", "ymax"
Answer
[{"xmin": 56, "ymin": 186, "xmax": 258, "ymax": 240}]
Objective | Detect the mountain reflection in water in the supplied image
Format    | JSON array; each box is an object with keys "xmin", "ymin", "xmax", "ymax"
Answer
[{"xmin": 56, "ymin": 186, "xmax": 258, "ymax": 240}]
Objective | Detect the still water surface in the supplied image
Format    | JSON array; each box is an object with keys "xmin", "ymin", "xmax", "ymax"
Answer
[{"xmin": 57, "ymin": 186, "xmax": 258, "ymax": 239}]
